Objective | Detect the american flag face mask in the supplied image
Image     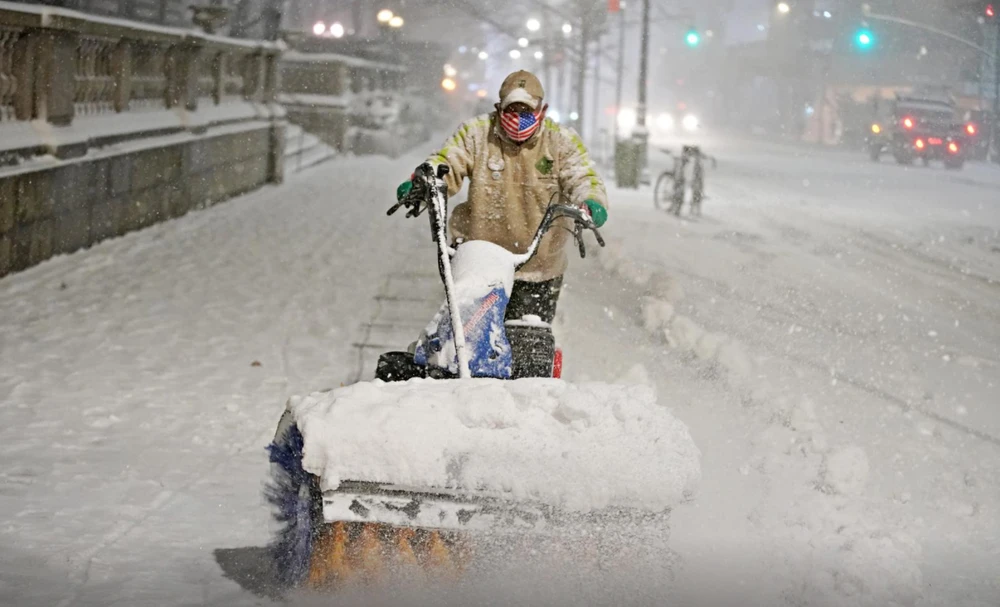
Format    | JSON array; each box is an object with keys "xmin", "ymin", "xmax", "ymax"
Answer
[{"xmin": 500, "ymin": 105, "xmax": 546, "ymax": 143}]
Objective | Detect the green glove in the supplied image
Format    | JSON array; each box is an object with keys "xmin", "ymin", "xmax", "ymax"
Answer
[
  {"xmin": 584, "ymin": 199, "xmax": 607, "ymax": 228},
  {"xmin": 396, "ymin": 180, "xmax": 413, "ymax": 201}
]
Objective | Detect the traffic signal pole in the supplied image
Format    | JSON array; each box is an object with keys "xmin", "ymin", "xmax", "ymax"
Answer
[{"xmin": 992, "ymin": 15, "xmax": 1000, "ymax": 162}]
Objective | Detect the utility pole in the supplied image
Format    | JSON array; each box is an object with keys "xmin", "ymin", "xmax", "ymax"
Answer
[
  {"xmin": 591, "ymin": 33, "xmax": 602, "ymax": 149},
  {"xmin": 574, "ymin": 19, "xmax": 591, "ymax": 133},
  {"xmin": 636, "ymin": 0, "xmax": 651, "ymax": 171},
  {"xmin": 612, "ymin": 6, "xmax": 626, "ymax": 143},
  {"xmin": 543, "ymin": 17, "xmax": 552, "ymax": 104},
  {"xmin": 992, "ymin": 16, "xmax": 1000, "ymax": 162},
  {"xmin": 559, "ymin": 47, "xmax": 569, "ymax": 116}
]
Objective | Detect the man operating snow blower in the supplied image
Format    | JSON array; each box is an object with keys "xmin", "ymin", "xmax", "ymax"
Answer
[
  {"xmin": 396, "ymin": 70, "xmax": 609, "ymax": 324},
  {"xmin": 260, "ymin": 72, "xmax": 703, "ymax": 596},
  {"xmin": 266, "ymin": 74, "xmax": 701, "ymax": 592}
]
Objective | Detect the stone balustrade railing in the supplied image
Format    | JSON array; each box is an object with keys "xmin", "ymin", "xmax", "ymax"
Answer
[
  {"xmin": 278, "ymin": 49, "xmax": 419, "ymax": 155},
  {"xmin": 0, "ymin": 1, "xmax": 286, "ymax": 278},
  {"xmin": 0, "ymin": 0, "xmax": 281, "ymax": 160}
]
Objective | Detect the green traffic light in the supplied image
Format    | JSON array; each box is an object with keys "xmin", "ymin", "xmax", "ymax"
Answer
[
  {"xmin": 685, "ymin": 31, "xmax": 700, "ymax": 47},
  {"xmin": 855, "ymin": 28, "xmax": 874, "ymax": 49}
]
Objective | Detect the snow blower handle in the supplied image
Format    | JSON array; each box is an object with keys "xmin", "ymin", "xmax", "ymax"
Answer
[
  {"xmin": 393, "ymin": 163, "xmax": 469, "ymax": 378},
  {"xmin": 559, "ymin": 204, "xmax": 606, "ymax": 260},
  {"xmin": 387, "ymin": 163, "xmax": 450, "ymax": 220},
  {"xmin": 514, "ymin": 199, "xmax": 606, "ymax": 270}
]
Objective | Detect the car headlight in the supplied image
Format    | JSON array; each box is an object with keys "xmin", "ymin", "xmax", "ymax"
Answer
[
  {"xmin": 682, "ymin": 114, "xmax": 699, "ymax": 131},
  {"xmin": 617, "ymin": 107, "xmax": 637, "ymax": 131},
  {"xmin": 655, "ymin": 113, "xmax": 674, "ymax": 131}
]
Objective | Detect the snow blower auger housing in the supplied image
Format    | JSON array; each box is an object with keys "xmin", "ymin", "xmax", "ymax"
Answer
[{"xmin": 267, "ymin": 163, "xmax": 700, "ymax": 591}]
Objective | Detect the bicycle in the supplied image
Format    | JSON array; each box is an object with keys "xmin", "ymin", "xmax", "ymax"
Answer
[{"xmin": 653, "ymin": 145, "xmax": 716, "ymax": 217}]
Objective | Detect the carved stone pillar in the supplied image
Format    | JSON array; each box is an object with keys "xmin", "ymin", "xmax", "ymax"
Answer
[
  {"xmin": 112, "ymin": 40, "xmax": 132, "ymax": 113},
  {"xmin": 36, "ymin": 29, "xmax": 76, "ymax": 126}
]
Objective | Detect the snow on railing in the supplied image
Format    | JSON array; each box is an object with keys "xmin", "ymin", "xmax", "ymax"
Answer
[{"xmin": 0, "ymin": 0, "xmax": 282, "ymax": 158}]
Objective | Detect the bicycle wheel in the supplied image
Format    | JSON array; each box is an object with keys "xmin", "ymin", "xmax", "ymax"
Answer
[{"xmin": 653, "ymin": 171, "xmax": 673, "ymax": 210}]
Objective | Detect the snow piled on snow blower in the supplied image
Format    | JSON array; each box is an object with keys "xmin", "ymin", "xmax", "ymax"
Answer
[{"xmin": 289, "ymin": 377, "xmax": 700, "ymax": 513}]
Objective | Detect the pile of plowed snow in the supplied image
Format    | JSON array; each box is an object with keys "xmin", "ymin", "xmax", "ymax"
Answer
[{"xmin": 289, "ymin": 378, "xmax": 700, "ymax": 512}]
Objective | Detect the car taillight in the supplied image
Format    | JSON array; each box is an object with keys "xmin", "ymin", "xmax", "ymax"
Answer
[
  {"xmin": 902, "ymin": 117, "xmax": 915, "ymax": 129},
  {"xmin": 915, "ymin": 138, "xmax": 925, "ymax": 149},
  {"xmin": 948, "ymin": 142, "xmax": 960, "ymax": 154},
  {"xmin": 966, "ymin": 123, "xmax": 977, "ymax": 136}
]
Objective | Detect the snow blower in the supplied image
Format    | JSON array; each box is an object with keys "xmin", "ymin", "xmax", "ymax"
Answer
[{"xmin": 267, "ymin": 163, "xmax": 701, "ymax": 591}]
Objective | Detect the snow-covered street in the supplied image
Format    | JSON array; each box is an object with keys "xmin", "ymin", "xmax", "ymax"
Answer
[{"xmin": 1, "ymin": 133, "xmax": 998, "ymax": 606}]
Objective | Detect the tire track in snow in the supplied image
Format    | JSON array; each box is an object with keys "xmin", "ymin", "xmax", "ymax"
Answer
[
  {"xmin": 787, "ymin": 353, "xmax": 1000, "ymax": 447},
  {"xmin": 56, "ymin": 489, "xmax": 175, "ymax": 607},
  {"xmin": 701, "ymin": 179, "xmax": 1000, "ymax": 447}
]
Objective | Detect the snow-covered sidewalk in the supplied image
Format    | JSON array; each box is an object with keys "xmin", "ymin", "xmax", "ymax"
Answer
[{"xmin": 0, "ymin": 149, "xmax": 442, "ymax": 606}]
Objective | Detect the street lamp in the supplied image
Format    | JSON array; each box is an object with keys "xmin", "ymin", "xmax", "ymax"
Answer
[
  {"xmin": 777, "ymin": 2, "xmax": 790, "ymax": 14},
  {"xmin": 441, "ymin": 78, "xmax": 457, "ymax": 92},
  {"xmin": 478, "ymin": 50, "xmax": 489, "ymax": 60},
  {"xmin": 534, "ymin": 50, "xmax": 544, "ymax": 60},
  {"xmin": 526, "ymin": 18, "xmax": 541, "ymax": 32},
  {"xmin": 444, "ymin": 64, "xmax": 457, "ymax": 77},
  {"xmin": 518, "ymin": 37, "xmax": 529, "ymax": 48},
  {"xmin": 377, "ymin": 9, "xmax": 393, "ymax": 23},
  {"xmin": 562, "ymin": 23, "xmax": 573, "ymax": 35},
  {"xmin": 389, "ymin": 15, "xmax": 404, "ymax": 28},
  {"xmin": 509, "ymin": 49, "xmax": 522, "ymax": 59}
]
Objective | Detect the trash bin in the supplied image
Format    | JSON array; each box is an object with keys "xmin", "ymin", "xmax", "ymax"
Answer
[{"xmin": 615, "ymin": 139, "xmax": 641, "ymax": 188}]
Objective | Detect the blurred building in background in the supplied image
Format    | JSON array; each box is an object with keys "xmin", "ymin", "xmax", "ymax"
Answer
[{"xmin": 710, "ymin": 0, "xmax": 991, "ymax": 147}]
